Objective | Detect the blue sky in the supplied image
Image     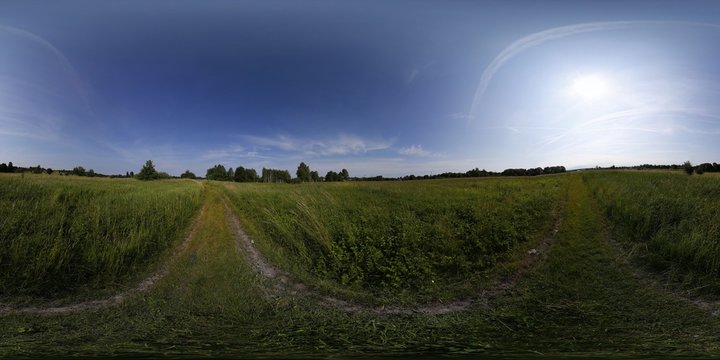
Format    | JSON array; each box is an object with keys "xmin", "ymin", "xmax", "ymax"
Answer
[{"xmin": 2, "ymin": 1, "xmax": 720, "ymax": 177}]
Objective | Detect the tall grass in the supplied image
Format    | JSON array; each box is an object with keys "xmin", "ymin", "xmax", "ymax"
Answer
[
  {"xmin": 223, "ymin": 177, "xmax": 564, "ymax": 298},
  {"xmin": 584, "ymin": 171, "xmax": 720, "ymax": 279},
  {"xmin": 0, "ymin": 174, "xmax": 203, "ymax": 297}
]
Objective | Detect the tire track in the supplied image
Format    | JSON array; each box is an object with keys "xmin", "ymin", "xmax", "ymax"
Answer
[
  {"xmin": 224, "ymin": 197, "xmax": 566, "ymax": 315},
  {"xmin": 0, "ymin": 201, "xmax": 207, "ymax": 316}
]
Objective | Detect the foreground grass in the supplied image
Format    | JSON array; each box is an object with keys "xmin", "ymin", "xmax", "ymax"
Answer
[
  {"xmin": 584, "ymin": 171, "xmax": 720, "ymax": 291},
  {"xmin": 3, "ymin": 174, "xmax": 720, "ymax": 358},
  {"xmin": 222, "ymin": 177, "xmax": 564, "ymax": 303},
  {"xmin": 0, "ymin": 174, "xmax": 203, "ymax": 297}
]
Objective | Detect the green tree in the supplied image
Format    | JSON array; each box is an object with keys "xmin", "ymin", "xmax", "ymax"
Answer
[
  {"xmin": 310, "ymin": 171, "xmax": 320, "ymax": 182},
  {"xmin": 234, "ymin": 166, "xmax": 246, "ymax": 182},
  {"xmin": 683, "ymin": 161, "xmax": 694, "ymax": 175},
  {"xmin": 245, "ymin": 168, "xmax": 258, "ymax": 182},
  {"xmin": 180, "ymin": 170, "xmax": 196, "ymax": 179},
  {"xmin": 325, "ymin": 170, "xmax": 339, "ymax": 182},
  {"xmin": 206, "ymin": 164, "xmax": 229, "ymax": 181},
  {"xmin": 340, "ymin": 168, "xmax": 349, "ymax": 181},
  {"xmin": 46, "ymin": 168, "xmax": 53, "ymax": 175},
  {"xmin": 137, "ymin": 160, "xmax": 159, "ymax": 180},
  {"xmin": 87, "ymin": 169, "xmax": 96, "ymax": 177},
  {"xmin": 296, "ymin": 162, "xmax": 311, "ymax": 182},
  {"xmin": 72, "ymin": 166, "xmax": 86, "ymax": 176}
]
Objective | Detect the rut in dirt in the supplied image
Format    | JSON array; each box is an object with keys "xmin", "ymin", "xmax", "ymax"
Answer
[{"xmin": 224, "ymin": 196, "xmax": 567, "ymax": 315}]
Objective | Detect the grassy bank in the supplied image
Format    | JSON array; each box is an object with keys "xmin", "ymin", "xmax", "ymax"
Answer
[
  {"xmin": 583, "ymin": 171, "xmax": 720, "ymax": 289},
  {"xmin": 0, "ymin": 174, "xmax": 203, "ymax": 298}
]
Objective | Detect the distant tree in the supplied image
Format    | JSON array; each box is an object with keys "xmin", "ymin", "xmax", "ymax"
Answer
[
  {"xmin": 262, "ymin": 167, "xmax": 291, "ymax": 183},
  {"xmin": 46, "ymin": 167, "xmax": 53, "ymax": 175},
  {"xmin": 683, "ymin": 161, "xmax": 694, "ymax": 175},
  {"xmin": 0, "ymin": 163, "xmax": 7, "ymax": 173},
  {"xmin": 698, "ymin": 163, "xmax": 714, "ymax": 174},
  {"xmin": 130, "ymin": 171, "xmax": 134, "ymax": 177},
  {"xmin": 206, "ymin": 164, "xmax": 229, "ymax": 181},
  {"xmin": 234, "ymin": 166, "xmax": 246, "ymax": 182},
  {"xmin": 227, "ymin": 167, "xmax": 235, "ymax": 181},
  {"xmin": 310, "ymin": 171, "xmax": 320, "ymax": 182},
  {"xmin": 8, "ymin": 162, "xmax": 14, "ymax": 172},
  {"xmin": 296, "ymin": 162, "xmax": 311, "ymax": 182},
  {"xmin": 340, "ymin": 168, "xmax": 349, "ymax": 181},
  {"xmin": 180, "ymin": 170, "xmax": 196, "ymax": 179},
  {"xmin": 137, "ymin": 160, "xmax": 159, "ymax": 180},
  {"xmin": 325, "ymin": 170, "xmax": 339, "ymax": 182},
  {"xmin": 157, "ymin": 171, "xmax": 171, "ymax": 179},
  {"xmin": 72, "ymin": 166, "xmax": 86, "ymax": 176},
  {"xmin": 245, "ymin": 168, "xmax": 258, "ymax": 182},
  {"xmin": 87, "ymin": 169, "xmax": 96, "ymax": 177}
]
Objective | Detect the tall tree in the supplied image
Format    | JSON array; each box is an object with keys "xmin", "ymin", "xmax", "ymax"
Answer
[
  {"xmin": 206, "ymin": 164, "xmax": 229, "ymax": 180},
  {"xmin": 137, "ymin": 160, "xmax": 159, "ymax": 180},
  {"xmin": 234, "ymin": 166, "xmax": 246, "ymax": 182},
  {"xmin": 296, "ymin": 162, "xmax": 311, "ymax": 182}
]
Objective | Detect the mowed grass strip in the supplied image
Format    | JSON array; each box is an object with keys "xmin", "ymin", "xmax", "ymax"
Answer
[
  {"xmin": 583, "ymin": 171, "xmax": 720, "ymax": 290},
  {"xmin": 222, "ymin": 176, "xmax": 565, "ymax": 302},
  {"xmin": 0, "ymin": 174, "xmax": 203, "ymax": 297}
]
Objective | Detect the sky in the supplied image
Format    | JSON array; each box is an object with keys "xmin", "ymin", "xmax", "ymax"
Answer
[{"xmin": 2, "ymin": 0, "xmax": 720, "ymax": 177}]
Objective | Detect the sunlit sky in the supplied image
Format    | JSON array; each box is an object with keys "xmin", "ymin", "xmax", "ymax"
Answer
[{"xmin": 2, "ymin": 1, "xmax": 720, "ymax": 177}]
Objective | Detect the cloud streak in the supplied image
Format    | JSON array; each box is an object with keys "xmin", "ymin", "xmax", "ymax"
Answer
[
  {"xmin": 238, "ymin": 133, "xmax": 393, "ymax": 157},
  {"xmin": 398, "ymin": 144, "xmax": 434, "ymax": 157},
  {"xmin": 469, "ymin": 20, "xmax": 720, "ymax": 117},
  {"xmin": 0, "ymin": 25, "xmax": 88, "ymax": 106}
]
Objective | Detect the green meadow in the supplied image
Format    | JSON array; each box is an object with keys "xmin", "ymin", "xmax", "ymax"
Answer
[
  {"xmin": 0, "ymin": 174, "xmax": 203, "ymax": 298},
  {"xmin": 3, "ymin": 171, "xmax": 720, "ymax": 358}
]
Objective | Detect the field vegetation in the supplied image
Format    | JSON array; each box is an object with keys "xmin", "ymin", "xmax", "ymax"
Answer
[
  {"xmin": 222, "ymin": 176, "xmax": 565, "ymax": 302},
  {"xmin": 0, "ymin": 173, "xmax": 203, "ymax": 298},
  {"xmin": 584, "ymin": 170, "xmax": 720, "ymax": 289},
  {"xmin": 5, "ymin": 171, "xmax": 720, "ymax": 358}
]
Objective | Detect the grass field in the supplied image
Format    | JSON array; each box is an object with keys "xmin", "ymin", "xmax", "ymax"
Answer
[
  {"xmin": 3, "ymin": 171, "xmax": 720, "ymax": 358},
  {"xmin": 222, "ymin": 177, "xmax": 565, "ymax": 303},
  {"xmin": 584, "ymin": 171, "xmax": 720, "ymax": 290},
  {"xmin": 0, "ymin": 174, "xmax": 203, "ymax": 298}
]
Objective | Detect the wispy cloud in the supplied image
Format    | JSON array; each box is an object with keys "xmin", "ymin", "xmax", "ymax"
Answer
[
  {"xmin": 406, "ymin": 61, "xmax": 434, "ymax": 84},
  {"xmin": 238, "ymin": 133, "xmax": 393, "ymax": 156},
  {"xmin": 469, "ymin": 21, "xmax": 720, "ymax": 117},
  {"xmin": 449, "ymin": 113, "xmax": 475, "ymax": 121},
  {"xmin": 398, "ymin": 144, "xmax": 433, "ymax": 157}
]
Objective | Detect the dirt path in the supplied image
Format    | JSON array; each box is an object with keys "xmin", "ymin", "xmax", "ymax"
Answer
[
  {"xmin": 0, "ymin": 202, "xmax": 207, "ymax": 316},
  {"xmin": 223, "ymin": 197, "xmax": 566, "ymax": 315}
]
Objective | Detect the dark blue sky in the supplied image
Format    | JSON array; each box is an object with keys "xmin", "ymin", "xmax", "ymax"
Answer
[{"xmin": 2, "ymin": 1, "xmax": 720, "ymax": 176}]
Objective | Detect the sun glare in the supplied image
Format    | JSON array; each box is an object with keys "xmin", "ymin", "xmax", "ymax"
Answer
[{"xmin": 571, "ymin": 74, "xmax": 610, "ymax": 101}]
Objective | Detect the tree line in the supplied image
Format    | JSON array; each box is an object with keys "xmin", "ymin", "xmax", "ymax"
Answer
[
  {"xmin": 8, "ymin": 158, "xmax": 719, "ymax": 182},
  {"xmin": 200, "ymin": 162, "xmax": 349, "ymax": 183}
]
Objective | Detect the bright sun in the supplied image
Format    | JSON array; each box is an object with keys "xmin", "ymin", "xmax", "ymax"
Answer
[{"xmin": 571, "ymin": 74, "xmax": 610, "ymax": 101}]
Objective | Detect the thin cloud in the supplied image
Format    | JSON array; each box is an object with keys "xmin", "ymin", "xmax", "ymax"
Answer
[
  {"xmin": 398, "ymin": 144, "xmax": 432, "ymax": 157},
  {"xmin": 0, "ymin": 25, "xmax": 89, "ymax": 108},
  {"xmin": 469, "ymin": 20, "xmax": 720, "ymax": 117},
  {"xmin": 239, "ymin": 133, "xmax": 393, "ymax": 157}
]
